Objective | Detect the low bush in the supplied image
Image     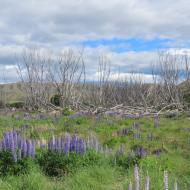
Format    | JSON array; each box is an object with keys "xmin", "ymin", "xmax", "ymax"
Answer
[
  {"xmin": 50, "ymin": 94, "xmax": 61, "ymax": 107},
  {"xmin": 114, "ymin": 154, "xmax": 140, "ymax": 170},
  {"xmin": 37, "ymin": 150, "xmax": 105, "ymax": 177},
  {"xmin": 0, "ymin": 151, "xmax": 32, "ymax": 176}
]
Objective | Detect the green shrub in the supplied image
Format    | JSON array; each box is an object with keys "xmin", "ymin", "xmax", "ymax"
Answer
[
  {"xmin": 50, "ymin": 94, "xmax": 61, "ymax": 107},
  {"xmin": 0, "ymin": 151, "xmax": 32, "ymax": 176},
  {"xmin": 114, "ymin": 154, "xmax": 140, "ymax": 170},
  {"xmin": 37, "ymin": 150, "xmax": 105, "ymax": 177}
]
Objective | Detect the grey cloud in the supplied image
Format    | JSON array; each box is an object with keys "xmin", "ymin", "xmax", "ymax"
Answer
[{"xmin": 1, "ymin": 0, "xmax": 190, "ymax": 45}]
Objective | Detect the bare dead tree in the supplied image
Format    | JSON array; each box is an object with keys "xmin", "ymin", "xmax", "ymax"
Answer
[
  {"xmin": 183, "ymin": 54, "xmax": 190, "ymax": 89},
  {"xmin": 97, "ymin": 54, "xmax": 111, "ymax": 106},
  {"xmin": 155, "ymin": 51, "xmax": 183, "ymax": 108},
  {"xmin": 48, "ymin": 49, "xmax": 85, "ymax": 109},
  {"xmin": 17, "ymin": 48, "xmax": 51, "ymax": 110}
]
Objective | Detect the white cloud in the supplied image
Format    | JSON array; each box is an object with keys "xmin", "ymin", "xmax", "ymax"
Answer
[
  {"xmin": 93, "ymin": 71, "xmax": 154, "ymax": 83},
  {"xmin": 109, "ymin": 72, "xmax": 154, "ymax": 82},
  {"xmin": 1, "ymin": 0, "xmax": 190, "ymax": 82},
  {"xmin": 0, "ymin": 0, "xmax": 190, "ymax": 46}
]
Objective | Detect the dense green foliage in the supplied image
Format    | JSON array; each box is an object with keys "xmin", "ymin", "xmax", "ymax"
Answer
[
  {"xmin": 50, "ymin": 94, "xmax": 61, "ymax": 107},
  {"xmin": 0, "ymin": 151, "xmax": 31, "ymax": 177},
  {"xmin": 37, "ymin": 150, "xmax": 105, "ymax": 177}
]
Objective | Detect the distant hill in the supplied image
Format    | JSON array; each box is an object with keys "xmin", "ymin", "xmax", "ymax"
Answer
[
  {"xmin": 0, "ymin": 83, "xmax": 55, "ymax": 103},
  {"xmin": 0, "ymin": 83, "xmax": 25, "ymax": 103}
]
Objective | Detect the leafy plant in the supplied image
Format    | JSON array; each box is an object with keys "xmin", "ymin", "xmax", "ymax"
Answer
[
  {"xmin": 37, "ymin": 150, "xmax": 104, "ymax": 177},
  {"xmin": 0, "ymin": 151, "xmax": 32, "ymax": 176}
]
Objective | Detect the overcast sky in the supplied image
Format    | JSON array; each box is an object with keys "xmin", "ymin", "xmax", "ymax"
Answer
[{"xmin": 0, "ymin": 0, "xmax": 190, "ymax": 82}]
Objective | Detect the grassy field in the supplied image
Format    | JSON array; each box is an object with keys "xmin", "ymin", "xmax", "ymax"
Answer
[{"xmin": 0, "ymin": 111, "xmax": 189, "ymax": 189}]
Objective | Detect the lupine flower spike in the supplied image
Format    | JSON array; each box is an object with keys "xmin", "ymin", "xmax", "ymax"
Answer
[
  {"xmin": 164, "ymin": 170, "xmax": 169, "ymax": 190},
  {"xmin": 134, "ymin": 164, "xmax": 140, "ymax": 190},
  {"xmin": 128, "ymin": 181, "xmax": 132, "ymax": 190},
  {"xmin": 144, "ymin": 176, "xmax": 150, "ymax": 190}
]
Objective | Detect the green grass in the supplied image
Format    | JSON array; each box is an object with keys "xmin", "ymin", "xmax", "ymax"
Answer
[
  {"xmin": 0, "ymin": 166, "xmax": 62, "ymax": 190},
  {"xmin": 62, "ymin": 165, "xmax": 126, "ymax": 190},
  {"xmin": 0, "ymin": 112, "xmax": 189, "ymax": 189}
]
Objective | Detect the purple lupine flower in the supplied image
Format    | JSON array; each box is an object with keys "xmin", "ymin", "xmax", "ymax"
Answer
[
  {"xmin": 139, "ymin": 147, "xmax": 145, "ymax": 158},
  {"xmin": 9, "ymin": 132, "xmax": 15, "ymax": 153},
  {"xmin": 28, "ymin": 140, "xmax": 34, "ymax": 158},
  {"xmin": 64, "ymin": 137, "xmax": 70, "ymax": 154},
  {"xmin": 13, "ymin": 130, "xmax": 18, "ymax": 148},
  {"xmin": 55, "ymin": 139, "xmax": 59, "ymax": 151},
  {"xmin": 75, "ymin": 139, "xmax": 79, "ymax": 153},
  {"xmin": 78, "ymin": 139, "xmax": 85, "ymax": 154},
  {"xmin": 48, "ymin": 141, "xmax": 52, "ymax": 151},
  {"xmin": 135, "ymin": 146, "xmax": 141, "ymax": 157},
  {"xmin": 83, "ymin": 140, "xmax": 87, "ymax": 153},
  {"xmin": 57, "ymin": 139, "xmax": 62, "ymax": 152},
  {"xmin": 4, "ymin": 132, "xmax": 10, "ymax": 150},
  {"xmin": 0, "ymin": 130, "xmax": 37, "ymax": 161},
  {"xmin": 76, "ymin": 139, "xmax": 84, "ymax": 154},
  {"xmin": 26, "ymin": 140, "xmax": 32, "ymax": 157},
  {"xmin": 70, "ymin": 134, "xmax": 77, "ymax": 152},
  {"xmin": 22, "ymin": 140, "xmax": 27, "ymax": 158}
]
